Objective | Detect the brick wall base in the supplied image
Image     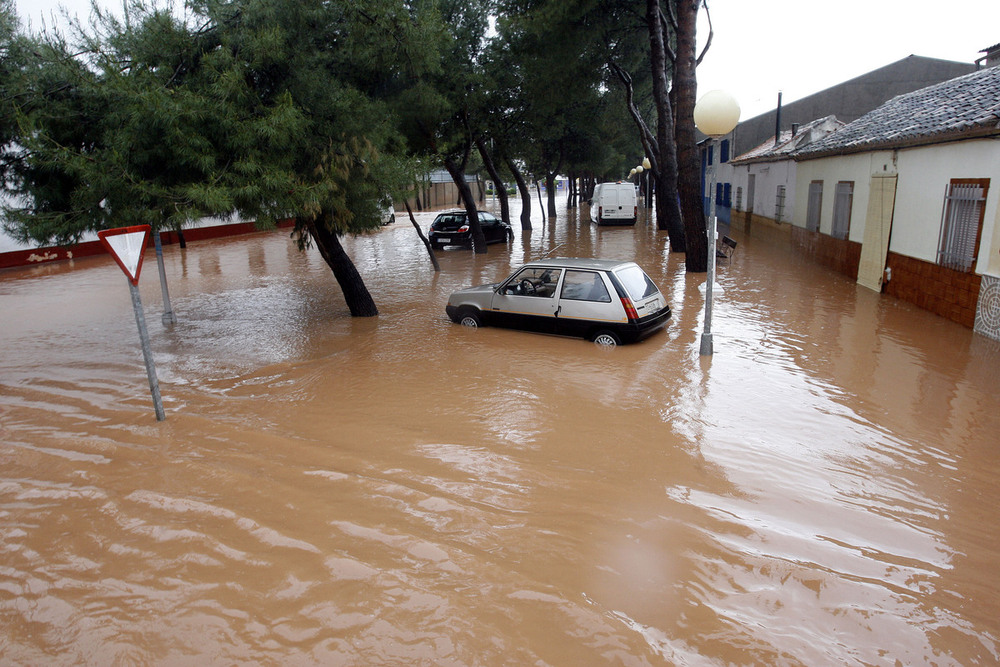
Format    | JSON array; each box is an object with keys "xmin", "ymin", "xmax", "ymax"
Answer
[
  {"xmin": 884, "ymin": 253, "xmax": 981, "ymax": 328},
  {"xmin": 790, "ymin": 227, "xmax": 862, "ymax": 281},
  {"xmin": 782, "ymin": 225, "xmax": 983, "ymax": 330}
]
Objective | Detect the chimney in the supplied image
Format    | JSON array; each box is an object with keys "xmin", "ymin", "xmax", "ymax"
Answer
[
  {"xmin": 791, "ymin": 123, "xmax": 799, "ymax": 136},
  {"xmin": 774, "ymin": 92, "xmax": 782, "ymax": 146}
]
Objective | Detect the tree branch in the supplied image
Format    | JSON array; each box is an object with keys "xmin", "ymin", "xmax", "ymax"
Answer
[
  {"xmin": 696, "ymin": 0, "xmax": 714, "ymax": 66},
  {"xmin": 608, "ymin": 60, "xmax": 659, "ymax": 169}
]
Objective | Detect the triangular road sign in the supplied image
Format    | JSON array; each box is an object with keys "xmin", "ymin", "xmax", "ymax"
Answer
[{"xmin": 98, "ymin": 225, "xmax": 151, "ymax": 286}]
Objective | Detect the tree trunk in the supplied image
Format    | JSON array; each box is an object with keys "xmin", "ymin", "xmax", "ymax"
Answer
[
  {"xmin": 674, "ymin": 0, "xmax": 707, "ymax": 271},
  {"xmin": 475, "ymin": 136, "xmax": 510, "ymax": 225},
  {"xmin": 505, "ymin": 156, "xmax": 532, "ymax": 231},
  {"xmin": 647, "ymin": 0, "xmax": 686, "ymax": 253},
  {"xmin": 545, "ymin": 172, "xmax": 558, "ymax": 218},
  {"xmin": 405, "ymin": 200, "xmax": 440, "ymax": 272},
  {"xmin": 536, "ymin": 181, "xmax": 546, "ymax": 223},
  {"xmin": 443, "ymin": 156, "xmax": 487, "ymax": 254},
  {"xmin": 302, "ymin": 213, "xmax": 378, "ymax": 316}
]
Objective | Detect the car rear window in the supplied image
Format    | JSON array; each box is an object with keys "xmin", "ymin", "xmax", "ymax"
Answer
[{"xmin": 614, "ymin": 266, "xmax": 659, "ymax": 300}]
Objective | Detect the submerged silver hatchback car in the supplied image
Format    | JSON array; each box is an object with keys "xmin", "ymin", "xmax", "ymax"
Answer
[{"xmin": 445, "ymin": 258, "xmax": 671, "ymax": 346}]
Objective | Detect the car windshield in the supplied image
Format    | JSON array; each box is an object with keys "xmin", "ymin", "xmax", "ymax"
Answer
[{"xmin": 614, "ymin": 265, "xmax": 659, "ymax": 300}]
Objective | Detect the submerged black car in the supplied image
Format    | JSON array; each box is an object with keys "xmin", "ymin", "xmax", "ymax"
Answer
[{"xmin": 428, "ymin": 210, "xmax": 513, "ymax": 249}]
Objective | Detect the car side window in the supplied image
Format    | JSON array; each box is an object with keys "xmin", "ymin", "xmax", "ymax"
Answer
[
  {"xmin": 481, "ymin": 213, "xmax": 497, "ymax": 227},
  {"xmin": 560, "ymin": 270, "xmax": 611, "ymax": 302},
  {"xmin": 502, "ymin": 268, "xmax": 562, "ymax": 297}
]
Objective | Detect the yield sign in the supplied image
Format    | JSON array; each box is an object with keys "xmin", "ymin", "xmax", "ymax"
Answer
[{"xmin": 98, "ymin": 225, "xmax": 151, "ymax": 286}]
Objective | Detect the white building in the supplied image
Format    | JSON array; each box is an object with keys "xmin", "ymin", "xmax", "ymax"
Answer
[{"xmin": 789, "ymin": 65, "xmax": 1000, "ymax": 339}]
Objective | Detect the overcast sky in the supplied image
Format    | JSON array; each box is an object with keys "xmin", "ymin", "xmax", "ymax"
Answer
[{"xmin": 14, "ymin": 0, "xmax": 1000, "ymax": 120}]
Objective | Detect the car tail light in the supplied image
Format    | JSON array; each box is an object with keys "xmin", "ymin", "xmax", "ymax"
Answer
[
  {"xmin": 621, "ymin": 296, "xmax": 639, "ymax": 321},
  {"xmin": 598, "ymin": 206, "xmax": 603, "ymax": 219},
  {"xmin": 634, "ymin": 205, "xmax": 638, "ymax": 218},
  {"xmin": 458, "ymin": 225, "xmax": 469, "ymax": 233}
]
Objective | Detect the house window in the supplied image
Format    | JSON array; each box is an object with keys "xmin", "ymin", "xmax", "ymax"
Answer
[
  {"xmin": 938, "ymin": 179, "xmax": 989, "ymax": 272},
  {"xmin": 716, "ymin": 182, "xmax": 723, "ymax": 206},
  {"xmin": 775, "ymin": 185, "xmax": 786, "ymax": 222},
  {"xmin": 831, "ymin": 181, "xmax": 854, "ymax": 240},
  {"xmin": 806, "ymin": 181, "xmax": 823, "ymax": 232},
  {"xmin": 723, "ymin": 183, "xmax": 731, "ymax": 207},
  {"xmin": 720, "ymin": 139, "xmax": 730, "ymax": 163}
]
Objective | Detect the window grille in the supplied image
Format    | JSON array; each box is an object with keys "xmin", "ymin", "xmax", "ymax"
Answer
[
  {"xmin": 735, "ymin": 186, "xmax": 743, "ymax": 211},
  {"xmin": 938, "ymin": 181, "xmax": 987, "ymax": 271},
  {"xmin": 806, "ymin": 181, "xmax": 823, "ymax": 232},
  {"xmin": 831, "ymin": 181, "xmax": 853, "ymax": 240},
  {"xmin": 775, "ymin": 185, "xmax": 786, "ymax": 222}
]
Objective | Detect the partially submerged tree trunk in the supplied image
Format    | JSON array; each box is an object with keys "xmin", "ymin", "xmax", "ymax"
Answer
[
  {"xmin": 301, "ymin": 213, "xmax": 378, "ymax": 316},
  {"xmin": 475, "ymin": 136, "xmax": 510, "ymax": 225},
  {"xmin": 545, "ymin": 172, "xmax": 558, "ymax": 218},
  {"xmin": 505, "ymin": 156, "xmax": 532, "ymax": 231},
  {"xmin": 443, "ymin": 155, "xmax": 487, "ymax": 254},
  {"xmin": 405, "ymin": 200, "xmax": 439, "ymax": 272},
  {"xmin": 674, "ymin": 0, "xmax": 708, "ymax": 271},
  {"xmin": 536, "ymin": 181, "xmax": 546, "ymax": 223}
]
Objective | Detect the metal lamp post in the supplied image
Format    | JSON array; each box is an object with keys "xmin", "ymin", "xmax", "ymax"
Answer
[
  {"xmin": 693, "ymin": 90, "xmax": 740, "ymax": 357},
  {"xmin": 642, "ymin": 157, "xmax": 651, "ymax": 208}
]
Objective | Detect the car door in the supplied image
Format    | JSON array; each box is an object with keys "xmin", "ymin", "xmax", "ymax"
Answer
[
  {"xmin": 554, "ymin": 269, "xmax": 625, "ymax": 338},
  {"xmin": 479, "ymin": 212, "xmax": 501, "ymax": 242},
  {"xmin": 489, "ymin": 267, "xmax": 563, "ymax": 334}
]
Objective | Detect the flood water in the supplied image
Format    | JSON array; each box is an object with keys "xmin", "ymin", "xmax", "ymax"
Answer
[{"xmin": 2, "ymin": 198, "xmax": 1000, "ymax": 666}]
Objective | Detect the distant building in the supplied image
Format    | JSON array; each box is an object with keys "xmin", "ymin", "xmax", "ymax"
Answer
[
  {"xmin": 726, "ymin": 116, "xmax": 845, "ymax": 229},
  {"xmin": 730, "ymin": 55, "xmax": 976, "ymax": 157}
]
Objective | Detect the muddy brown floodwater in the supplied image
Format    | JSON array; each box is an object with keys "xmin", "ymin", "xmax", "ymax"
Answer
[{"xmin": 2, "ymin": 198, "xmax": 1000, "ymax": 666}]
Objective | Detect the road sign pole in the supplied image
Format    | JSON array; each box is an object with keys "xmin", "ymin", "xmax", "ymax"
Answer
[
  {"xmin": 128, "ymin": 280, "xmax": 165, "ymax": 421},
  {"xmin": 98, "ymin": 225, "xmax": 166, "ymax": 422},
  {"xmin": 152, "ymin": 232, "xmax": 176, "ymax": 325}
]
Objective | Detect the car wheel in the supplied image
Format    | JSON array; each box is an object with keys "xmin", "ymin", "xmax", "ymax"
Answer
[
  {"xmin": 458, "ymin": 309, "xmax": 482, "ymax": 328},
  {"xmin": 591, "ymin": 330, "xmax": 620, "ymax": 347}
]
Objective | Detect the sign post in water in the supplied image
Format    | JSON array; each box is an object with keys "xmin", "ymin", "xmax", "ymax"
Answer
[{"xmin": 97, "ymin": 225, "xmax": 165, "ymax": 421}]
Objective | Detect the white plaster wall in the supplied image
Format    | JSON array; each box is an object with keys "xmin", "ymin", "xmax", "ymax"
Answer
[
  {"xmin": 893, "ymin": 139, "xmax": 1000, "ymax": 276},
  {"xmin": 792, "ymin": 152, "xmax": 893, "ymax": 241},
  {"xmin": 754, "ymin": 161, "xmax": 795, "ymax": 221},
  {"xmin": 793, "ymin": 139, "xmax": 1000, "ymax": 277}
]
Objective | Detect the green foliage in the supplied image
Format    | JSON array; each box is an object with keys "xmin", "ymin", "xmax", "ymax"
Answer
[
  {"xmin": 2, "ymin": 0, "xmax": 421, "ymax": 247},
  {"xmin": 1, "ymin": 0, "xmax": 684, "ymax": 247}
]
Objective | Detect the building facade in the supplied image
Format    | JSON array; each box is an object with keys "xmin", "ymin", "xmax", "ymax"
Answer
[{"xmin": 789, "ymin": 66, "xmax": 1000, "ymax": 340}]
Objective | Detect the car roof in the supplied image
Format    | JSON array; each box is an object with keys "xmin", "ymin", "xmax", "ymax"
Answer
[
  {"xmin": 520, "ymin": 257, "xmax": 638, "ymax": 271},
  {"xmin": 433, "ymin": 209, "xmax": 493, "ymax": 216}
]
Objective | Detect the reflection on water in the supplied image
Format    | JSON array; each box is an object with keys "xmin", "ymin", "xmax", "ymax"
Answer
[{"xmin": 2, "ymin": 198, "xmax": 1000, "ymax": 665}]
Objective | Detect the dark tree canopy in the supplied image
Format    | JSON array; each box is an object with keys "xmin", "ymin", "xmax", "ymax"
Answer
[{"xmin": 1, "ymin": 0, "xmax": 713, "ymax": 315}]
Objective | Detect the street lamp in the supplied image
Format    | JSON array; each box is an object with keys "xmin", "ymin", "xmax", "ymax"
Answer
[
  {"xmin": 693, "ymin": 89, "xmax": 740, "ymax": 357},
  {"xmin": 641, "ymin": 157, "xmax": 651, "ymax": 207}
]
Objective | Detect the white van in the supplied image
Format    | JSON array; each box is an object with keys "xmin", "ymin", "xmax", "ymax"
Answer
[{"xmin": 589, "ymin": 182, "xmax": 637, "ymax": 226}]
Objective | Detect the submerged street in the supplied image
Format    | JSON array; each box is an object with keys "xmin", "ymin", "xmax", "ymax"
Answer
[{"xmin": 2, "ymin": 199, "xmax": 999, "ymax": 665}]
